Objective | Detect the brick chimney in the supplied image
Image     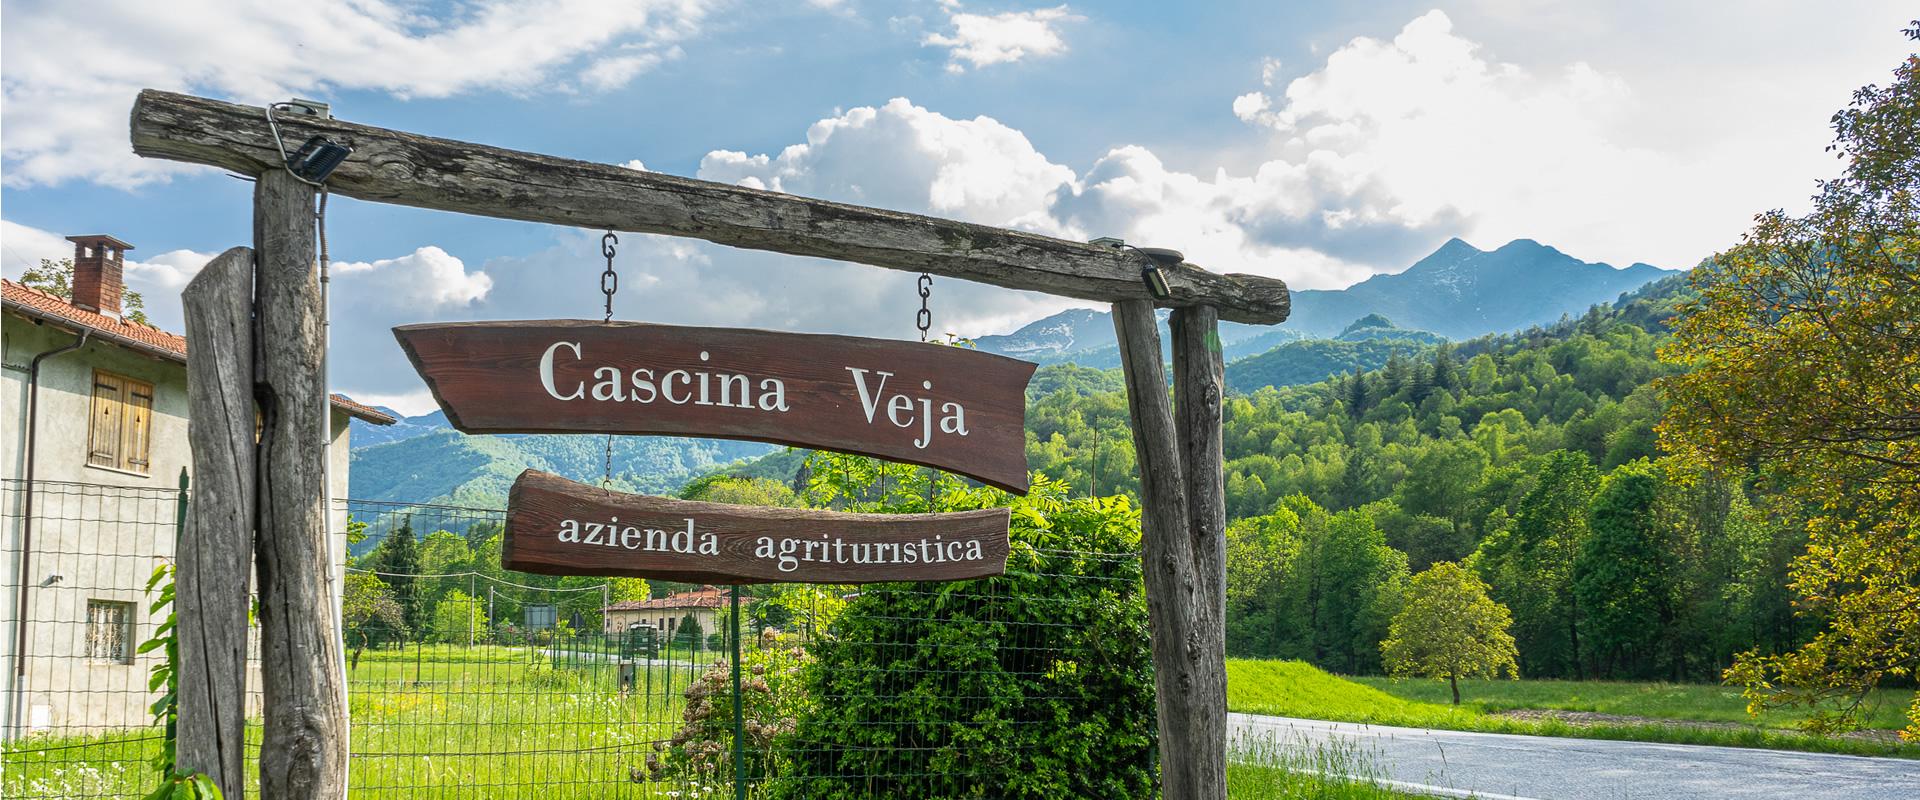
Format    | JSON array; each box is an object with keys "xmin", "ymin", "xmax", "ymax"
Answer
[{"xmin": 66, "ymin": 234, "xmax": 134, "ymax": 317}]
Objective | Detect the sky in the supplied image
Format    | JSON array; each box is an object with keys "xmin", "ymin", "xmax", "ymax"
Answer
[{"xmin": 2, "ymin": 0, "xmax": 1912, "ymax": 415}]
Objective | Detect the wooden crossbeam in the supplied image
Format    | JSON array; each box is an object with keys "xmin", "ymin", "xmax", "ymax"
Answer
[{"xmin": 129, "ymin": 90, "xmax": 1290, "ymax": 324}]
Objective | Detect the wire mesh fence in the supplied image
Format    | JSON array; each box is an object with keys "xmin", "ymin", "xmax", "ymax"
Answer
[{"xmin": 3, "ymin": 480, "xmax": 1155, "ymax": 799}]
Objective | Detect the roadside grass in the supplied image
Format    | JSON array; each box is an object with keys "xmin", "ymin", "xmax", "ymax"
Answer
[
  {"xmin": 1350, "ymin": 673, "xmax": 1918, "ymax": 731},
  {"xmin": 1228, "ymin": 658, "xmax": 1920, "ymax": 759},
  {"xmin": 1229, "ymin": 731, "xmax": 1420, "ymax": 799}
]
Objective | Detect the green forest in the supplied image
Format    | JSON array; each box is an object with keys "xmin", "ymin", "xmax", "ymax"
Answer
[{"xmin": 1020, "ymin": 274, "xmax": 1810, "ymax": 683}]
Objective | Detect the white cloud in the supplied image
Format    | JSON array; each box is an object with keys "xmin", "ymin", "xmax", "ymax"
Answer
[
  {"xmin": 4, "ymin": 218, "xmax": 490, "ymax": 339},
  {"xmin": 331, "ymin": 247, "xmax": 494, "ymax": 309},
  {"xmin": 338, "ymin": 390, "xmax": 440, "ymax": 418},
  {"xmin": 1, "ymin": 0, "xmax": 713, "ymax": 187},
  {"xmin": 1221, "ymin": 7, "xmax": 1913, "ymax": 271},
  {"xmin": 698, "ymin": 97, "xmax": 1075, "ymax": 228},
  {"xmin": 924, "ymin": 4, "xmax": 1081, "ymax": 73}
]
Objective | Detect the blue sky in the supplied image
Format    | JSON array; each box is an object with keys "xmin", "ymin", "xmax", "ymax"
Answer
[{"xmin": 3, "ymin": 0, "xmax": 1912, "ymax": 413}]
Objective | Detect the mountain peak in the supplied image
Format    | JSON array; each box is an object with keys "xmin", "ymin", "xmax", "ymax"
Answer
[{"xmin": 1341, "ymin": 313, "xmax": 1397, "ymax": 336}]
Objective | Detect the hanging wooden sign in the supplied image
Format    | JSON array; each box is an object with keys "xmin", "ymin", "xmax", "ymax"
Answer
[
  {"xmin": 504, "ymin": 470, "xmax": 1009, "ymax": 584},
  {"xmin": 394, "ymin": 320, "xmax": 1037, "ymax": 494}
]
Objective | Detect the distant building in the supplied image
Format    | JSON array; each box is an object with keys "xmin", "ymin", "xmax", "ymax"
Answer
[
  {"xmin": 602, "ymin": 585, "xmax": 750, "ymax": 638},
  {"xmin": 1, "ymin": 234, "xmax": 395, "ymax": 737}
]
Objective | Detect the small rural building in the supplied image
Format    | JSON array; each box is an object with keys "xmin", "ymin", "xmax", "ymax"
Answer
[
  {"xmin": 602, "ymin": 585, "xmax": 749, "ymax": 638},
  {"xmin": 0, "ymin": 234, "xmax": 395, "ymax": 737}
]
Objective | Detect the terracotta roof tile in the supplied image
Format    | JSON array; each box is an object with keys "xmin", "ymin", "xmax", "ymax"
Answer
[{"xmin": 4, "ymin": 279, "xmax": 395, "ymax": 425}]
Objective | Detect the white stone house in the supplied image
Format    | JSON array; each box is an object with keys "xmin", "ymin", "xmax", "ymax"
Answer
[
  {"xmin": 0, "ymin": 234, "xmax": 395, "ymax": 738},
  {"xmin": 602, "ymin": 585, "xmax": 750, "ymax": 642}
]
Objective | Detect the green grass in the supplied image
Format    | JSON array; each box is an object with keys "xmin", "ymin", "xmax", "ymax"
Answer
[
  {"xmin": 1228, "ymin": 730, "xmax": 1419, "ymax": 799},
  {"xmin": 1227, "ymin": 658, "xmax": 1920, "ymax": 759},
  {"xmin": 1350, "ymin": 674, "xmax": 1918, "ymax": 731},
  {"xmin": 5, "ymin": 643, "xmax": 727, "ymax": 799}
]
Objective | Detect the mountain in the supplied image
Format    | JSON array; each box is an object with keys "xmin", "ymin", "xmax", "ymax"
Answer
[
  {"xmin": 967, "ymin": 238, "xmax": 1674, "ymax": 364},
  {"xmin": 971, "ymin": 309, "xmax": 1307, "ymax": 369},
  {"xmin": 1282, "ymin": 238, "xmax": 1674, "ymax": 339},
  {"xmin": 347, "ymin": 428, "xmax": 776, "ymax": 507},
  {"xmin": 348, "ymin": 407, "xmax": 451, "ymax": 449},
  {"xmin": 1224, "ymin": 315, "xmax": 1442, "ymax": 393}
]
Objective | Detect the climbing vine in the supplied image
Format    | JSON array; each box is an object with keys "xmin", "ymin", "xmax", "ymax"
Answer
[{"xmin": 140, "ymin": 562, "xmax": 224, "ymax": 800}]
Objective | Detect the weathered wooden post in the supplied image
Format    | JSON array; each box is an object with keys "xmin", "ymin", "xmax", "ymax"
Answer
[
  {"xmin": 177, "ymin": 246, "xmax": 259, "ymax": 798},
  {"xmin": 1113, "ymin": 300, "xmax": 1228, "ymax": 800},
  {"xmin": 253, "ymin": 170, "xmax": 350, "ymax": 798},
  {"xmin": 1170, "ymin": 304, "xmax": 1228, "ymax": 797}
]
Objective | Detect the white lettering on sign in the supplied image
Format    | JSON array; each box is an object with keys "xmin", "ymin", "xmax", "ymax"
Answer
[
  {"xmin": 548, "ymin": 516, "xmax": 991, "ymax": 574},
  {"xmin": 557, "ymin": 516, "xmax": 720, "ymax": 555},
  {"xmin": 539, "ymin": 341, "xmax": 790, "ymax": 411},
  {"xmin": 845, "ymin": 368, "xmax": 970, "ymax": 449},
  {"xmin": 537, "ymin": 341, "xmax": 974, "ymax": 449}
]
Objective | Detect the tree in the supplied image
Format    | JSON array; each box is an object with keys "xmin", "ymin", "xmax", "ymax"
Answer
[
  {"xmin": 1664, "ymin": 23, "xmax": 1920, "ymax": 737},
  {"xmin": 427, "ymin": 590, "xmax": 486, "ymax": 644},
  {"xmin": 18, "ymin": 257, "xmax": 150, "ymax": 324},
  {"xmin": 673, "ymin": 613, "xmax": 705, "ymax": 652},
  {"xmin": 342, "ymin": 573, "xmax": 405, "ymax": 668},
  {"xmin": 1479, "ymin": 450, "xmax": 1599, "ymax": 678},
  {"xmin": 1574, "ymin": 460, "xmax": 1673, "ymax": 678},
  {"xmin": 679, "ymin": 474, "xmax": 802, "ymax": 507},
  {"xmin": 1382, "ymin": 562, "xmax": 1519, "ymax": 704},
  {"xmin": 371, "ymin": 518, "xmax": 424, "ymax": 640}
]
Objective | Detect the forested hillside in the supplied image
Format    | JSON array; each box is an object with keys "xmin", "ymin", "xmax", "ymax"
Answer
[{"xmin": 1019, "ymin": 273, "xmax": 1811, "ymax": 682}]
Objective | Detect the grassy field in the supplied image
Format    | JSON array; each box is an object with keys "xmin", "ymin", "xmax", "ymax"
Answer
[
  {"xmin": 1351, "ymin": 673, "xmax": 1918, "ymax": 731},
  {"xmin": 1227, "ymin": 658, "xmax": 1920, "ymax": 758},
  {"xmin": 4, "ymin": 644, "xmax": 723, "ymax": 799},
  {"xmin": 10, "ymin": 644, "xmax": 1423, "ymax": 799}
]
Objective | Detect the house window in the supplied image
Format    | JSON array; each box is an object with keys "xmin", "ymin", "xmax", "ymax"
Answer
[
  {"xmin": 85, "ymin": 600, "xmax": 135, "ymax": 664},
  {"xmin": 87, "ymin": 370, "xmax": 154, "ymax": 474}
]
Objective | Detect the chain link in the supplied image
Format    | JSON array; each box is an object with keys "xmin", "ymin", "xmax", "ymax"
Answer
[
  {"xmin": 601, "ymin": 232, "xmax": 620, "ymax": 322},
  {"xmin": 916, "ymin": 273, "xmax": 933, "ymax": 342},
  {"xmin": 600, "ymin": 230, "xmax": 619, "ymax": 485}
]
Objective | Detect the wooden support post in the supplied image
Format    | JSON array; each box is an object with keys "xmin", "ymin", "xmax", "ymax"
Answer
[
  {"xmin": 253, "ymin": 170, "xmax": 349, "ymax": 798},
  {"xmin": 1169, "ymin": 305, "xmax": 1228, "ymax": 793},
  {"xmin": 177, "ymin": 246, "xmax": 258, "ymax": 798},
  {"xmin": 1113, "ymin": 299, "xmax": 1223, "ymax": 800}
]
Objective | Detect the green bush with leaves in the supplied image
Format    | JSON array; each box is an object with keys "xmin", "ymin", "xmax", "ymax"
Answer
[{"xmin": 773, "ymin": 453, "xmax": 1157, "ymax": 800}]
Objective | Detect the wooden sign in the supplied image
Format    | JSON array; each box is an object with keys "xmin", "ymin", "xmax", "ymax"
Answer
[
  {"xmin": 395, "ymin": 320, "xmax": 1037, "ymax": 494},
  {"xmin": 504, "ymin": 470, "xmax": 1009, "ymax": 584}
]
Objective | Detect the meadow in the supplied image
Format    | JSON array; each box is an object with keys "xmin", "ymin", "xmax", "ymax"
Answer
[
  {"xmin": 3, "ymin": 643, "xmax": 720, "ymax": 799},
  {"xmin": 1227, "ymin": 658, "xmax": 1920, "ymax": 758}
]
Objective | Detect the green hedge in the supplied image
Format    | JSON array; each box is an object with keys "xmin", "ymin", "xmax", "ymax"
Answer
[{"xmin": 774, "ymin": 472, "xmax": 1158, "ymax": 799}]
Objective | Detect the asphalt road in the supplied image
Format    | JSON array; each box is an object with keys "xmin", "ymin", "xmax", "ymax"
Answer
[{"xmin": 1228, "ymin": 712, "xmax": 1920, "ymax": 799}]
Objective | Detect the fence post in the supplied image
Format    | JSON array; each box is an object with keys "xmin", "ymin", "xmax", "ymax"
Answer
[
  {"xmin": 178, "ymin": 246, "xmax": 259, "ymax": 799},
  {"xmin": 730, "ymin": 586, "xmax": 745, "ymax": 800},
  {"xmin": 253, "ymin": 169, "xmax": 349, "ymax": 799}
]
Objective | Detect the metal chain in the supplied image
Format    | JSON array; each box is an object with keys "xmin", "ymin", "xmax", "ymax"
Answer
[
  {"xmin": 600, "ymin": 230, "xmax": 619, "ymax": 486},
  {"xmin": 915, "ymin": 273, "xmax": 933, "ymax": 342},
  {"xmin": 915, "ymin": 272, "xmax": 935, "ymax": 506},
  {"xmin": 601, "ymin": 232, "xmax": 620, "ymax": 322}
]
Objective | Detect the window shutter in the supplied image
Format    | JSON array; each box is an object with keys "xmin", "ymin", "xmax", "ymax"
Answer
[
  {"xmin": 88, "ymin": 373, "xmax": 123, "ymax": 468},
  {"xmin": 122, "ymin": 383, "xmax": 154, "ymax": 471}
]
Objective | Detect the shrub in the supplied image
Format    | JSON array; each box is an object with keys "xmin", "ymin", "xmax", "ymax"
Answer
[
  {"xmin": 773, "ymin": 458, "xmax": 1157, "ymax": 800},
  {"xmin": 644, "ymin": 630, "xmax": 813, "ymax": 791}
]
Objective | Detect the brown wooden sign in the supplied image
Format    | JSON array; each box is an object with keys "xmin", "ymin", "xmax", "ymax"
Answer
[
  {"xmin": 395, "ymin": 320, "xmax": 1037, "ymax": 494},
  {"xmin": 504, "ymin": 470, "xmax": 1009, "ymax": 584}
]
